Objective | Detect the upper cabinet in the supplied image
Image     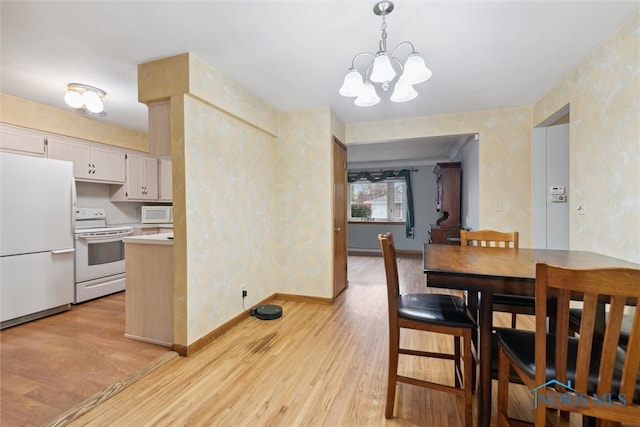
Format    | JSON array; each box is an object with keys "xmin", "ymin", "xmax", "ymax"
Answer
[
  {"xmin": 47, "ymin": 136, "xmax": 125, "ymax": 183},
  {"xmin": 111, "ymin": 153, "xmax": 158, "ymax": 201},
  {"xmin": 0, "ymin": 124, "xmax": 46, "ymax": 157}
]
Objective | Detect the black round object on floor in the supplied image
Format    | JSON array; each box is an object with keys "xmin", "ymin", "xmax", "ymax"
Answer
[{"xmin": 251, "ymin": 304, "xmax": 283, "ymax": 320}]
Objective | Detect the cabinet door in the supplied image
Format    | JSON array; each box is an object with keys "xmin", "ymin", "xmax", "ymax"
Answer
[
  {"xmin": 0, "ymin": 124, "xmax": 46, "ymax": 157},
  {"xmin": 158, "ymin": 159, "xmax": 172, "ymax": 201},
  {"xmin": 126, "ymin": 154, "xmax": 146, "ymax": 199},
  {"xmin": 47, "ymin": 137, "xmax": 92, "ymax": 179},
  {"xmin": 142, "ymin": 157, "xmax": 158, "ymax": 200},
  {"xmin": 92, "ymin": 147, "xmax": 125, "ymax": 183}
]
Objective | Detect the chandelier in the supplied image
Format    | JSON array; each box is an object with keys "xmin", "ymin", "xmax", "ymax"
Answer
[
  {"xmin": 64, "ymin": 83, "xmax": 107, "ymax": 115},
  {"xmin": 339, "ymin": 1, "xmax": 432, "ymax": 107}
]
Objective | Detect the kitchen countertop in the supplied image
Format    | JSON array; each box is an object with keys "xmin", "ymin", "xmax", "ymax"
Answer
[
  {"xmin": 123, "ymin": 232, "xmax": 174, "ymax": 245},
  {"xmin": 112, "ymin": 223, "xmax": 174, "ymax": 229}
]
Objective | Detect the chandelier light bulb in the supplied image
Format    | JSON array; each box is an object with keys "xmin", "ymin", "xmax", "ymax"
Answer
[
  {"xmin": 339, "ymin": 68, "xmax": 365, "ymax": 97},
  {"xmin": 390, "ymin": 78, "xmax": 418, "ymax": 103},
  {"xmin": 354, "ymin": 82, "xmax": 381, "ymax": 107},
  {"xmin": 402, "ymin": 53, "xmax": 432, "ymax": 84},
  {"xmin": 369, "ymin": 53, "xmax": 396, "ymax": 83}
]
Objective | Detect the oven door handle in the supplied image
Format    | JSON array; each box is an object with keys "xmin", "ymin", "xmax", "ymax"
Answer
[{"xmin": 77, "ymin": 231, "xmax": 133, "ymax": 243}]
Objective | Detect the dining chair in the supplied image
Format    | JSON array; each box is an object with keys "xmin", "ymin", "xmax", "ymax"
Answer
[
  {"xmin": 378, "ymin": 232, "xmax": 475, "ymax": 426},
  {"xmin": 496, "ymin": 263, "xmax": 640, "ymax": 426},
  {"xmin": 460, "ymin": 229, "xmax": 533, "ymax": 329},
  {"xmin": 569, "ymin": 307, "xmax": 634, "ymax": 350}
]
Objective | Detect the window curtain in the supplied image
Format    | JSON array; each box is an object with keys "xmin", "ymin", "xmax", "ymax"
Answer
[{"xmin": 347, "ymin": 169, "xmax": 415, "ymax": 238}]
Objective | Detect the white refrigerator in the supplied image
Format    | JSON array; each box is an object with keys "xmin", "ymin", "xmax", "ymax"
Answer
[{"xmin": 1, "ymin": 152, "xmax": 75, "ymax": 328}]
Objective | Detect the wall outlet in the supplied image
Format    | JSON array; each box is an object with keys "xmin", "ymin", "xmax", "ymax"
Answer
[{"xmin": 241, "ymin": 285, "xmax": 247, "ymax": 299}]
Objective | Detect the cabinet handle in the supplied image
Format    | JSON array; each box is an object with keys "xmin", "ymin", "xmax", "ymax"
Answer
[{"xmin": 88, "ymin": 163, "xmax": 92, "ymax": 174}]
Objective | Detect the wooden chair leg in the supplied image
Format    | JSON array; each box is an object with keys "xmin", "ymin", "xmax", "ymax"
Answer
[
  {"xmin": 511, "ymin": 313, "xmax": 517, "ymax": 329},
  {"xmin": 454, "ymin": 335, "xmax": 461, "ymax": 388},
  {"xmin": 386, "ymin": 327, "xmax": 400, "ymax": 418},
  {"xmin": 463, "ymin": 331, "xmax": 473, "ymax": 427},
  {"xmin": 497, "ymin": 345, "xmax": 511, "ymax": 427}
]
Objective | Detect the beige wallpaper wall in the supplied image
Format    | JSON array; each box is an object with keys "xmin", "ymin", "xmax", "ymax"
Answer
[
  {"xmin": 346, "ymin": 107, "xmax": 534, "ymax": 247},
  {"xmin": 183, "ymin": 95, "xmax": 279, "ymax": 343},
  {"xmin": 276, "ymin": 108, "xmax": 334, "ymax": 298},
  {"xmin": 0, "ymin": 93, "xmax": 147, "ymax": 151},
  {"xmin": 533, "ymin": 13, "xmax": 639, "ymax": 263}
]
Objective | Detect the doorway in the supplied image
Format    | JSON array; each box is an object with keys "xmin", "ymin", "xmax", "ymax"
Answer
[
  {"xmin": 333, "ymin": 137, "xmax": 348, "ymax": 297},
  {"xmin": 533, "ymin": 105, "xmax": 570, "ymax": 250}
]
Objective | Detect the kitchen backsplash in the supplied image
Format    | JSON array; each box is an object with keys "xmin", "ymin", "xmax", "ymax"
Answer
[{"xmin": 76, "ymin": 181, "xmax": 142, "ymax": 225}]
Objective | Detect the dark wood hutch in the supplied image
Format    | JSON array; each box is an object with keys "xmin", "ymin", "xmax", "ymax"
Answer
[{"xmin": 428, "ymin": 162, "xmax": 461, "ymax": 244}]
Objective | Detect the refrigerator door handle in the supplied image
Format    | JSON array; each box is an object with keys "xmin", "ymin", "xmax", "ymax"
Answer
[
  {"xmin": 51, "ymin": 248, "xmax": 75, "ymax": 255},
  {"xmin": 71, "ymin": 179, "xmax": 77, "ymax": 231}
]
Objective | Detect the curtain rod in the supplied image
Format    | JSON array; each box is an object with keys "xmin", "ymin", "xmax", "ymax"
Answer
[{"xmin": 347, "ymin": 168, "xmax": 419, "ymax": 174}]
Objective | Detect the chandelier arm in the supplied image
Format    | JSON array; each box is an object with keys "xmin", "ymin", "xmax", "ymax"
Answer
[
  {"xmin": 389, "ymin": 41, "xmax": 417, "ymax": 60},
  {"xmin": 350, "ymin": 52, "xmax": 376, "ymax": 69}
]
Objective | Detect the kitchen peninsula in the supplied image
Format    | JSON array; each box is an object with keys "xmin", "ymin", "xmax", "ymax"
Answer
[{"xmin": 123, "ymin": 233, "xmax": 173, "ymax": 347}]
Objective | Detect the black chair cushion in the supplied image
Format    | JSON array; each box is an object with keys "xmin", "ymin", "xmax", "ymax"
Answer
[
  {"xmin": 569, "ymin": 308, "xmax": 632, "ymax": 350},
  {"xmin": 398, "ymin": 293, "xmax": 476, "ymax": 329},
  {"xmin": 493, "ymin": 294, "xmax": 535, "ymax": 308},
  {"xmin": 496, "ymin": 328, "xmax": 640, "ymax": 403}
]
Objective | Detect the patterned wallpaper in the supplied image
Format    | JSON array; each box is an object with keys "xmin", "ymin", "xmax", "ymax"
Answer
[
  {"xmin": 277, "ymin": 108, "xmax": 334, "ymax": 299},
  {"xmin": 533, "ymin": 13, "xmax": 639, "ymax": 262},
  {"xmin": 0, "ymin": 93, "xmax": 147, "ymax": 151},
  {"xmin": 183, "ymin": 95, "xmax": 279, "ymax": 343}
]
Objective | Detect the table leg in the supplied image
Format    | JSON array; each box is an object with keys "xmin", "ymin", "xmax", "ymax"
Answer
[{"xmin": 477, "ymin": 291, "xmax": 493, "ymax": 427}]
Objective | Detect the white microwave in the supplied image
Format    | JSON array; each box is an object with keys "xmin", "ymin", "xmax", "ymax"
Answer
[{"xmin": 141, "ymin": 206, "xmax": 173, "ymax": 224}]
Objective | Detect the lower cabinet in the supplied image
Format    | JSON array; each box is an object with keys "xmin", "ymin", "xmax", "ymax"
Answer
[{"xmin": 124, "ymin": 239, "xmax": 173, "ymax": 346}]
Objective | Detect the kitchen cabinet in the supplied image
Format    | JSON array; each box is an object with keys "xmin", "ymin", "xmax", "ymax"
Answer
[
  {"xmin": 0, "ymin": 124, "xmax": 46, "ymax": 157},
  {"xmin": 123, "ymin": 234, "xmax": 173, "ymax": 346},
  {"xmin": 428, "ymin": 162, "xmax": 461, "ymax": 244},
  {"xmin": 47, "ymin": 136, "xmax": 125, "ymax": 183},
  {"xmin": 158, "ymin": 158, "xmax": 172, "ymax": 202},
  {"xmin": 111, "ymin": 154, "xmax": 158, "ymax": 201}
]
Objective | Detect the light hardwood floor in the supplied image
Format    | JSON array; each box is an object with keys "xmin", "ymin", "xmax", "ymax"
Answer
[{"xmin": 3, "ymin": 255, "xmax": 582, "ymax": 426}]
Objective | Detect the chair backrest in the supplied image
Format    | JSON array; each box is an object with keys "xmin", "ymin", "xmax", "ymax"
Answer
[
  {"xmin": 460, "ymin": 229, "xmax": 519, "ymax": 249},
  {"xmin": 378, "ymin": 233, "xmax": 400, "ymax": 327},
  {"xmin": 535, "ymin": 263, "xmax": 640, "ymax": 421}
]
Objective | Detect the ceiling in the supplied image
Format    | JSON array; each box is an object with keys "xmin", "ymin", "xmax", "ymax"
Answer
[{"xmin": 1, "ymin": 1, "xmax": 638, "ymax": 163}]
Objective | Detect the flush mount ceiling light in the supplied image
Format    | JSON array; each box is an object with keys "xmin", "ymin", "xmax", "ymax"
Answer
[
  {"xmin": 339, "ymin": 1, "xmax": 432, "ymax": 107},
  {"xmin": 64, "ymin": 83, "xmax": 107, "ymax": 115}
]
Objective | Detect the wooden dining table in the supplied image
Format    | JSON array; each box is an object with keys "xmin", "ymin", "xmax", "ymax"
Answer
[{"xmin": 422, "ymin": 244, "xmax": 640, "ymax": 427}]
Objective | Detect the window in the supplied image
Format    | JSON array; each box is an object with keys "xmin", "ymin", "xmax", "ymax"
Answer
[{"xmin": 349, "ymin": 180, "xmax": 406, "ymax": 222}]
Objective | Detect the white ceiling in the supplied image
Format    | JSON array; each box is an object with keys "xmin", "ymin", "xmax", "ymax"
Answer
[{"xmin": 1, "ymin": 1, "xmax": 638, "ymax": 163}]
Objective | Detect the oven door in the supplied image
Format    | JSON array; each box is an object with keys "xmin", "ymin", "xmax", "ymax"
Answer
[{"xmin": 75, "ymin": 232, "xmax": 131, "ymax": 283}]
